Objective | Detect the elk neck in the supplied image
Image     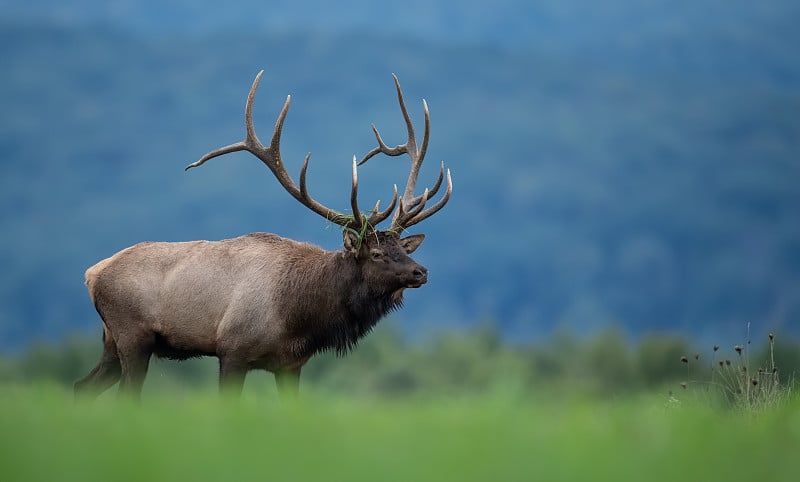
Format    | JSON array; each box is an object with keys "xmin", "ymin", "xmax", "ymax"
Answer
[{"xmin": 284, "ymin": 246, "xmax": 405, "ymax": 358}]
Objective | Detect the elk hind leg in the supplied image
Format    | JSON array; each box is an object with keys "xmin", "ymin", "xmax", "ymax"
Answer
[{"xmin": 74, "ymin": 325, "xmax": 121, "ymax": 399}]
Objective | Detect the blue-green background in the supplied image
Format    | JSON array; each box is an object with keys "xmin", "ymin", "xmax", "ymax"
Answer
[{"xmin": 2, "ymin": 0, "xmax": 799, "ymax": 351}]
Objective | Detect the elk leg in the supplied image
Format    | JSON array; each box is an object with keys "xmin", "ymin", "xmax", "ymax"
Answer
[
  {"xmin": 116, "ymin": 333, "xmax": 153, "ymax": 400},
  {"xmin": 275, "ymin": 367, "xmax": 301, "ymax": 399},
  {"xmin": 74, "ymin": 328, "xmax": 121, "ymax": 399},
  {"xmin": 218, "ymin": 357, "xmax": 248, "ymax": 396}
]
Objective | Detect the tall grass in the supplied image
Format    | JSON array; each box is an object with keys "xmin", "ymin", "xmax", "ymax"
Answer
[
  {"xmin": 1, "ymin": 384, "xmax": 799, "ymax": 482},
  {"xmin": 680, "ymin": 331, "xmax": 794, "ymax": 411}
]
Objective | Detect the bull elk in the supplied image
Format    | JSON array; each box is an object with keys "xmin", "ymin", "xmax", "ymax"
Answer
[{"xmin": 74, "ymin": 71, "xmax": 452, "ymax": 399}]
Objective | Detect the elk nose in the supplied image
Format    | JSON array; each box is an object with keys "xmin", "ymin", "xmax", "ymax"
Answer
[{"xmin": 413, "ymin": 266, "xmax": 428, "ymax": 281}]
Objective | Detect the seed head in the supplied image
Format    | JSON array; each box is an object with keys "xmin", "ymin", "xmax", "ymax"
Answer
[
  {"xmin": 680, "ymin": 382, "xmax": 687, "ymax": 389},
  {"xmin": 680, "ymin": 356, "xmax": 689, "ymax": 364},
  {"xmin": 734, "ymin": 345, "xmax": 743, "ymax": 354},
  {"xmin": 718, "ymin": 361, "xmax": 724, "ymax": 367},
  {"xmin": 725, "ymin": 360, "xmax": 731, "ymax": 366},
  {"xmin": 769, "ymin": 333, "xmax": 774, "ymax": 341},
  {"xmin": 694, "ymin": 354, "xmax": 700, "ymax": 360},
  {"xmin": 751, "ymin": 379, "xmax": 758, "ymax": 386},
  {"xmin": 713, "ymin": 345, "xmax": 719, "ymax": 352}
]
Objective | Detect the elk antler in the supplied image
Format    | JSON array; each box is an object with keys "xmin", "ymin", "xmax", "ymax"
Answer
[
  {"xmin": 358, "ymin": 74, "xmax": 452, "ymax": 232},
  {"xmin": 186, "ymin": 71, "xmax": 397, "ymax": 232}
]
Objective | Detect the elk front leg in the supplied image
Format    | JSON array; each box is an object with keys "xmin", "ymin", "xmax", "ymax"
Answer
[
  {"xmin": 218, "ymin": 357, "xmax": 248, "ymax": 396},
  {"xmin": 116, "ymin": 341, "xmax": 152, "ymax": 401},
  {"xmin": 116, "ymin": 331, "xmax": 153, "ymax": 400}
]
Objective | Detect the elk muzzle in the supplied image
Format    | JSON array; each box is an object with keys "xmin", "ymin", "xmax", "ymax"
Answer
[{"xmin": 407, "ymin": 264, "xmax": 428, "ymax": 288}]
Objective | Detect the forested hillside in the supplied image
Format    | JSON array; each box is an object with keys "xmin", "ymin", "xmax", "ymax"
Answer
[{"xmin": 1, "ymin": 1, "xmax": 799, "ymax": 350}]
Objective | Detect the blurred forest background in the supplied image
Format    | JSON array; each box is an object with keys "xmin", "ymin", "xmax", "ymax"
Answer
[{"xmin": 1, "ymin": 0, "xmax": 799, "ymax": 391}]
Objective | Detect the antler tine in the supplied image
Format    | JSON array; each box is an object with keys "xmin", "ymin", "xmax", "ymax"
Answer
[
  {"xmin": 349, "ymin": 156, "xmax": 363, "ymax": 228},
  {"xmin": 366, "ymin": 184, "xmax": 398, "ymax": 227},
  {"xmin": 186, "ymin": 70, "xmax": 361, "ymax": 231},
  {"xmin": 358, "ymin": 75, "xmax": 428, "ymax": 201},
  {"xmin": 400, "ymin": 188, "xmax": 429, "ymax": 222},
  {"xmin": 403, "ymin": 160, "xmax": 445, "ymax": 211},
  {"xmin": 398, "ymin": 169, "xmax": 452, "ymax": 230},
  {"xmin": 417, "ymin": 99, "xmax": 431, "ymax": 172},
  {"xmin": 355, "ymin": 74, "xmax": 451, "ymax": 232},
  {"xmin": 185, "ymin": 141, "xmax": 248, "ymax": 170},
  {"xmin": 185, "ymin": 71, "xmax": 277, "ymax": 171}
]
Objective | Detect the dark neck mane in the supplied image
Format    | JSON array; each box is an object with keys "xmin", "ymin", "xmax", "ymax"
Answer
[{"xmin": 291, "ymin": 251, "xmax": 405, "ymax": 358}]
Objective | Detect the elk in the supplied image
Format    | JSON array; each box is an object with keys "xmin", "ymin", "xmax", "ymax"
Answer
[{"xmin": 74, "ymin": 71, "xmax": 452, "ymax": 400}]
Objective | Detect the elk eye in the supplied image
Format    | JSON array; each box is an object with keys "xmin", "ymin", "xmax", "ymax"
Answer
[{"xmin": 370, "ymin": 250, "xmax": 384, "ymax": 260}]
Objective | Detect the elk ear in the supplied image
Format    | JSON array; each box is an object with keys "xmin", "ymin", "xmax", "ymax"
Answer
[
  {"xmin": 400, "ymin": 234, "xmax": 425, "ymax": 254},
  {"xmin": 343, "ymin": 230, "xmax": 362, "ymax": 256}
]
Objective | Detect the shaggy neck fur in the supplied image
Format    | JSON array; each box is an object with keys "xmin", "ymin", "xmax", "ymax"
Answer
[{"xmin": 284, "ymin": 248, "xmax": 406, "ymax": 358}]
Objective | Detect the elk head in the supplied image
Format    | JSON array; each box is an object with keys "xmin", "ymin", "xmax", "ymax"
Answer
[{"xmin": 185, "ymin": 71, "xmax": 452, "ymax": 289}]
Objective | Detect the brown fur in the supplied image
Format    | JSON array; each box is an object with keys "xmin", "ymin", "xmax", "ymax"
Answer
[{"xmin": 74, "ymin": 230, "xmax": 426, "ymax": 399}]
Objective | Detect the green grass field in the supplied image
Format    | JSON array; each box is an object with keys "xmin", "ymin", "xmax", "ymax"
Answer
[{"xmin": 1, "ymin": 385, "xmax": 799, "ymax": 482}]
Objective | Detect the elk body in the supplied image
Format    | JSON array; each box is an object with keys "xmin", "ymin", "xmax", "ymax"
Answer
[{"xmin": 74, "ymin": 71, "xmax": 452, "ymax": 400}]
